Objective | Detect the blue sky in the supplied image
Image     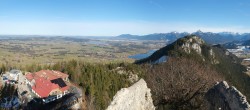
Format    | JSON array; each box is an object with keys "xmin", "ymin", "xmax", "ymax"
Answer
[{"xmin": 0, "ymin": 0, "xmax": 250, "ymax": 36}]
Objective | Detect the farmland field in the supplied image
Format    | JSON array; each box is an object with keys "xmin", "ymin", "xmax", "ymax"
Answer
[{"xmin": 0, "ymin": 36, "xmax": 166, "ymax": 68}]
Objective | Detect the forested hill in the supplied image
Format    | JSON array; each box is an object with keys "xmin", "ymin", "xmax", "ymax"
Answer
[
  {"xmin": 136, "ymin": 35, "xmax": 250, "ymax": 103},
  {"xmin": 135, "ymin": 35, "xmax": 208, "ymax": 64}
]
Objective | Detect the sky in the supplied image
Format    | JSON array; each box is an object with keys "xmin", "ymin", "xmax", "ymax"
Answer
[{"xmin": 0, "ymin": 0, "xmax": 250, "ymax": 36}]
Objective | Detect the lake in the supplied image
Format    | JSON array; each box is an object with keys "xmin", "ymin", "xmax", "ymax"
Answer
[
  {"xmin": 129, "ymin": 49, "xmax": 167, "ymax": 64},
  {"xmin": 128, "ymin": 50, "xmax": 157, "ymax": 60}
]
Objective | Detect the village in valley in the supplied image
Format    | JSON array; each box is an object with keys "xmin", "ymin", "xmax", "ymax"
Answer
[{"xmin": 0, "ymin": 69, "xmax": 83, "ymax": 109}]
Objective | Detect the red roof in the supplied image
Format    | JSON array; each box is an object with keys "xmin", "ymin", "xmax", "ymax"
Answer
[
  {"xmin": 25, "ymin": 73, "xmax": 34, "ymax": 81},
  {"xmin": 35, "ymin": 70, "xmax": 68, "ymax": 80},
  {"xmin": 26, "ymin": 70, "xmax": 69, "ymax": 98}
]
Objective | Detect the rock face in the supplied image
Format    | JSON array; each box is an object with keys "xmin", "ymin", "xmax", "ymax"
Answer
[
  {"xmin": 181, "ymin": 36, "xmax": 204, "ymax": 54},
  {"xmin": 209, "ymin": 49, "xmax": 219, "ymax": 64},
  {"xmin": 114, "ymin": 67, "xmax": 139, "ymax": 83},
  {"xmin": 206, "ymin": 81, "xmax": 250, "ymax": 110},
  {"xmin": 106, "ymin": 79, "xmax": 155, "ymax": 110}
]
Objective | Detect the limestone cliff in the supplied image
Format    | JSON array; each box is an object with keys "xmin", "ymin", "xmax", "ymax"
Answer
[
  {"xmin": 206, "ymin": 81, "xmax": 250, "ymax": 110},
  {"xmin": 106, "ymin": 79, "xmax": 155, "ymax": 110},
  {"xmin": 181, "ymin": 35, "xmax": 204, "ymax": 54}
]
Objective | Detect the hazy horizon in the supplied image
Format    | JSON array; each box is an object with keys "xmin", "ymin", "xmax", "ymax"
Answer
[
  {"xmin": 0, "ymin": 30, "xmax": 249, "ymax": 37},
  {"xmin": 1, "ymin": 0, "xmax": 250, "ymax": 36}
]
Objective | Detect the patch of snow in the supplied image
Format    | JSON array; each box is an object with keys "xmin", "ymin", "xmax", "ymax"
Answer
[{"xmin": 152, "ymin": 56, "xmax": 168, "ymax": 64}]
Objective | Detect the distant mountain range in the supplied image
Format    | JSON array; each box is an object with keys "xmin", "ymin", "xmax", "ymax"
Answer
[
  {"xmin": 117, "ymin": 32, "xmax": 189, "ymax": 42},
  {"xmin": 2, "ymin": 31, "xmax": 250, "ymax": 45},
  {"xmin": 116, "ymin": 31, "xmax": 250, "ymax": 44}
]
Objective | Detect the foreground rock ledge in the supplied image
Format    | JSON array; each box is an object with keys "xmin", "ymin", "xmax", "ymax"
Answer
[
  {"xmin": 106, "ymin": 79, "xmax": 155, "ymax": 110},
  {"xmin": 206, "ymin": 81, "xmax": 250, "ymax": 110}
]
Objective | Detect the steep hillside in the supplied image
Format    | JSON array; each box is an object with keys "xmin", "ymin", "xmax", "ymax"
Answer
[
  {"xmin": 135, "ymin": 35, "xmax": 216, "ymax": 64},
  {"xmin": 137, "ymin": 35, "xmax": 250, "ymax": 102},
  {"xmin": 135, "ymin": 35, "xmax": 242, "ymax": 65}
]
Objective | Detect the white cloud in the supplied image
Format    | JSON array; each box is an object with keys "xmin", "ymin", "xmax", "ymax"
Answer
[{"xmin": 0, "ymin": 21, "xmax": 250, "ymax": 36}]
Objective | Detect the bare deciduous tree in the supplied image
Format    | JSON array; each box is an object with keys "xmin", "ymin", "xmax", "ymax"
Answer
[{"xmin": 145, "ymin": 57, "xmax": 223, "ymax": 110}]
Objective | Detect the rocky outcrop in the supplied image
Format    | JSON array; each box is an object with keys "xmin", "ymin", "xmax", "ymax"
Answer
[
  {"xmin": 135, "ymin": 35, "xmax": 213, "ymax": 64},
  {"xmin": 114, "ymin": 67, "xmax": 139, "ymax": 83},
  {"xmin": 205, "ymin": 81, "xmax": 250, "ymax": 110},
  {"xmin": 209, "ymin": 49, "xmax": 219, "ymax": 64},
  {"xmin": 106, "ymin": 79, "xmax": 155, "ymax": 110},
  {"xmin": 181, "ymin": 36, "xmax": 204, "ymax": 54}
]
